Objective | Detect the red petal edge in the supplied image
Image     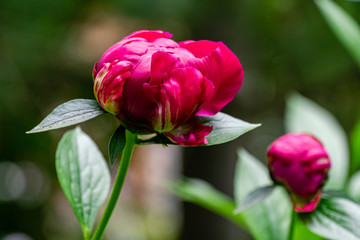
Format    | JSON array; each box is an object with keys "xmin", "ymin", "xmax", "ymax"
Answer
[{"xmin": 291, "ymin": 190, "xmax": 322, "ymax": 213}]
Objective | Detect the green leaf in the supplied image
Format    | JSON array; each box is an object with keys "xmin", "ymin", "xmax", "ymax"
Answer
[
  {"xmin": 300, "ymin": 196, "xmax": 360, "ymax": 240},
  {"xmin": 234, "ymin": 185, "xmax": 275, "ymax": 213},
  {"xmin": 347, "ymin": 171, "xmax": 360, "ymax": 202},
  {"xmin": 27, "ymin": 99, "xmax": 106, "ymax": 133},
  {"xmin": 171, "ymin": 178, "xmax": 246, "ymax": 228},
  {"xmin": 285, "ymin": 93, "xmax": 349, "ymax": 189},
  {"xmin": 197, "ymin": 112, "xmax": 261, "ymax": 146},
  {"xmin": 350, "ymin": 119, "xmax": 360, "ymax": 172},
  {"xmin": 234, "ymin": 149, "xmax": 291, "ymax": 240},
  {"xmin": 108, "ymin": 125, "xmax": 126, "ymax": 166},
  {"xmin": 56, "ymin": 127, "xmax": 110, "ymax": 239},
  {"xmin": 314, "ymin": 0, "xmax": 360, "ymax": 69},
  {"xmin": 294, "ymin": 219, "xmax": 323, "ymax": 240},
  {"xmin": 322, "ymin": 189, "xmax": 350, "ymax": 199}
]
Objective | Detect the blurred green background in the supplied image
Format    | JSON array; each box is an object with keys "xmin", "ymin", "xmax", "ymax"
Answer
[{"xmin": 1, "ymin": 0, "xmax": 360, "ymax": 239}]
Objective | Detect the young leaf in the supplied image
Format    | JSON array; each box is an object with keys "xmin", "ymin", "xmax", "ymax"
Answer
[
  {"xmin": 234, "ymin": 185, "xmax": 275, "ymax": 214},
  {"xmin": 27, "ymin": 99, "xmax": 106, "ymax": 134},
  {"xmin": 234, "ymin": 149, "xmax": 291, "ymax": 240},
  {"xmin": 197, "ymin": 112, "xmax": 261, "ymax": 146},
  {"xmin": 300, "ymin": 196, "xmax": 360, "ymax": 240},
  {"xmin": 56, "ymin": 127, "xmax": 110, "ymax": 239},
  {"xmin": 314, "ymin": 0, "xmax": 360, "ymax": 69},
  {"xmin": 285, "ymin": 93, "xmax": 349, "ymax": 190},
  {"xmin": 171, "ymin": 178, "xmax": 246, "ymax": 228},
  {"xmin": 108, "ymin": 125, "xmax": 126, "ymax": 166}
]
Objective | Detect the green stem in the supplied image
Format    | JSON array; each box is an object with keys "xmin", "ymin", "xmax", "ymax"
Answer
[
  {"xmin": 83, "ymin": 227, "xmax": 90, "ymax": 240},
  {"xmin": 288, "ymin": 210, "xmax": 296, "ymax": 240},
  {"xmin": 91, "ymin": 130, "xmax": 137, "ymax": 240}
]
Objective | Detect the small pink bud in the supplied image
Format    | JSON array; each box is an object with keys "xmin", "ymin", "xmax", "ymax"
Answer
[{"xmin": 267, "ymin": 133, "xmax": 331, "ymax": 212}]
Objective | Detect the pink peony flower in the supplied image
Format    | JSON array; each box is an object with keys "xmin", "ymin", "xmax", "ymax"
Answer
[
  {"xmin": 267, "ymin": 133, "xmax": 331, "ymax": 212},
  {"xmin": 93, "ymin": 30, "xmax": 243, "ymax": 146}
]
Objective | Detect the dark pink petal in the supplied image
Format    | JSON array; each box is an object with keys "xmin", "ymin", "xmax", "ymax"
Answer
[
  {"xmin": 123, "ymin": 30, "xmax": 172, "ymax": 41},
  {"xmin": 143, "ymin": 59, "xmax": 214, "ymax": 132},
  {"xmin": 165, "ymin": 119, "xmax": 213, "ymax": 146},
  {"xmin": 180, "ymin": 40, "xmax": 219, "ymax": 58},
  {"xmin": 120, "ymin": 52, "xmax": 176, "ymax": 129},
  {"xmin": 185, "ymin": 46, "xmax": 223, "ymax": 106},
  {"xmin": 120, "ymin": 53, "xmax": 154, "ymax": 127},
  {"xmin": 307, "ymin": 157, "xmax": 331, "ymax": 173},
  {"xmin": 149, "ymin": 51, "xmax": 183, "ymax": 85},
  {"xmin": 271, "ymin": 161, "xmax": 324, "ymax": 196},
  {"xmin": 181, "ymin": 40, "xmax": 243, "ymax": 116},
  {"xmin": 162, "ymin": 67, "xmax": 214, "ymax": 127}
]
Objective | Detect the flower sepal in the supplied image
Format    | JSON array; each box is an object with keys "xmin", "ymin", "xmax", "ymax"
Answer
[{"xmin": 135, "ymin": 112, "xmax": 260, "ymax": 147}]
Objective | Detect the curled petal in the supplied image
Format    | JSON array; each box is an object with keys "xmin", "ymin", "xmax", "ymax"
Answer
[
  {"xmin": 92, "ymin": 62, "xmax": 98, "ymax": 80},
  {"xmin": 143, "ymin": 63, "xmax": 214, "ymax": 132},
  {"xmin": 149, "ymin": 51, "xmax": 183, "ymax": 85},
  {"xmin": 165, "ymin": 119, "xmax": 213, "ymax": 146},
  {"xmin": 120, "ymin": 52, "xmax": 182, "ymax": 131},
  {"xmin": 94, "ymin": 60, "xmax": 133, "ymax": 115},
  {"xmin": 181, "ymin": 40, "xmax": 243, "ymax": 116},
  {"xmin": 179, "ymin": 40, "xmax": 217, "ymax": 58},
  {"xmin": 120, "ymin": 54, "xmax": 154, "ymax": 127},
  {"xmin": 185, "ymin": 46, "xmax": 223, "ymax": 102}
]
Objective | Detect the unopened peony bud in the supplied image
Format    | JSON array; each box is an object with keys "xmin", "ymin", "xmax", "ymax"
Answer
[
  {"xmin": 93, "ymin": 30, "xmax": 243, "ymax": 146},
  {"xmin": 267, "ymin": 133, "xmax": 331, "ymax": 212}
]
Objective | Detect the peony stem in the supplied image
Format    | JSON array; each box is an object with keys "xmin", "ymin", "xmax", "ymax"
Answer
[
  {"xmin": 287, "ymin": 210, "xmax": 296, "ymax": 240},
  {"xmin": 91, "ymin": 130, "xmax": 137, "ymax": 240},
  {"xmin": 84, "ymin": 227, "xmax": 90, "ymax": 240}
]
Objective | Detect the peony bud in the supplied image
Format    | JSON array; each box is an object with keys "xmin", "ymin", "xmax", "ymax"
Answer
[
  {"xmin": 93, "ymin": 30, "xmax": 243, "ymax": 146},
  {"xmin": 267, "ymin": 133, "xmax": 331, "ymax": 212}
]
